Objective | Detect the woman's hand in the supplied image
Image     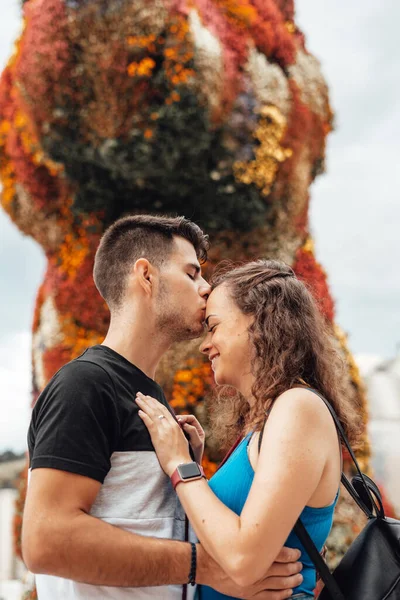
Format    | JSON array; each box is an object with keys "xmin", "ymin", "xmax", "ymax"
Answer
[
  {"xmin": 135, "ymin": 392, "xmax": 192, "ymax": 476},
  {"xmin": 176, "ymin": 414, "xmax": 205, "ymax": 465}
]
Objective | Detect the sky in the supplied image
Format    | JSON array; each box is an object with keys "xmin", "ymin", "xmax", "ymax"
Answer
[{"xmin": 0, "ymin": 0, "xmax": 399, "ymax": 451}]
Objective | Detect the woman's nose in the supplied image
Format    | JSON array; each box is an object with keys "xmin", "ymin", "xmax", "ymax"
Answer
[{"xmin": 199, "ymin": 336, "xmax": 211, "ymax": 355}]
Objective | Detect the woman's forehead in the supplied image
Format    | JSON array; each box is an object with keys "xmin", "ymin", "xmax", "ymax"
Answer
[{"xmin": 206, "ymin": 284, "xmax": 231, "ymax": 312}]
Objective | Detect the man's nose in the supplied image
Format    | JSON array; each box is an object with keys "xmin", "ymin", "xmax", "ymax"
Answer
[{"xmin": 200, "ymin": 280, "xmax": 211, "ymax": 300}]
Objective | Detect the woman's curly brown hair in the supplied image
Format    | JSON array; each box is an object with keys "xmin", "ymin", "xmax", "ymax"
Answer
[{"xmin": 207, "ymin": 259, "xmax": 362, "ymax": 452}]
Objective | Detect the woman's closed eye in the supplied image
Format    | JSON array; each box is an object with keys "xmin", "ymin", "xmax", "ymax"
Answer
[{"xmin": 208, "ymin": 324, "xmax": 217, "ymax": 333}]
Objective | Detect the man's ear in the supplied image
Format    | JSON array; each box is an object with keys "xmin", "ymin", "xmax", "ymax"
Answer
[{"xmin": 133, "ymin": 258, "xmax": 156, "ymax": 296}]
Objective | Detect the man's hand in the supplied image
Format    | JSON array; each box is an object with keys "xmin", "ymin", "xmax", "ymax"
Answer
[{"xmin": 198, "ymin": 545, "xmax": 303, "ymax": 599}]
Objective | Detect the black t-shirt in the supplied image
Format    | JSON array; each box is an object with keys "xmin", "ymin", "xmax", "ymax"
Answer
[{"xmin": 28, "ymin": 345, "xmax": 172, "ymax": 483}]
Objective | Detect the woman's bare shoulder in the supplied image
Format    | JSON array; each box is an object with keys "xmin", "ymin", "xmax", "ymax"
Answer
[{"xmin": 270, "ymin": 386, "xmax": 334, "ymax": 429}]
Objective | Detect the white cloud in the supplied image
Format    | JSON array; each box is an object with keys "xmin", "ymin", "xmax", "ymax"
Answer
[
  {"xmin": 0, "ymin": 331, "xmax": 32, "ymax": 452},
  {"xmin": 297, "ymin": 0, "xmax": 400, "ymax": 357},
  {"xmin": 0, "ymin": 0, "xmax": 21, "ymax": 61}
]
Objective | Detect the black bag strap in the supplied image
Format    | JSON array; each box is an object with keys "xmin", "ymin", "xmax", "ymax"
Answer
[
  {"xmin": 257, "ymin": 410, "xmax": 345, "ymax": 599},
  {"xmin": 256, "ymin": 386, "xmax": 382, "ymax": 600},
  {"xmin": 257, "ymin": 417, "xmax": 346, "ymax": 598},
  {"xmin": 259, "ymin": 388, "xmax": 379, "ymax": 517},
  {"xmin": 340, "ymin": 472, "xmax": 373, "ymax": 517},
  {"xmin": 298, "ymin": 387, "xmax": 379, "ymax": 517},
  {"xmin": 294, "ymin": 519, "xmax": 345, "ymax": 600}
]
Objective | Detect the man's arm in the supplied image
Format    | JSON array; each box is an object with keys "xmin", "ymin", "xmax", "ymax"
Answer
[
  {"xmin": 23, "ymin": 468, "xmax": 191, "ymax": 586},
  {"xmin": 23, "ymin": 468, "xmax": 302, "ymax": 597}
]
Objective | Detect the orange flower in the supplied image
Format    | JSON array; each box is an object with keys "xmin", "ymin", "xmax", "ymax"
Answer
[
  {"xmin": 127, "ymin": 34, "xmax": 156, "ymax": 48},
  {"xmin": 175, "ymin": 370, "xmax": 193, "ymax": 383},
  {"xmin": 127, "ymin": 58, "xmax": 156, "ymax": 78},
  {"xmin": 202, "ymin": 454, "xmax": 218, "ymax": 479}
]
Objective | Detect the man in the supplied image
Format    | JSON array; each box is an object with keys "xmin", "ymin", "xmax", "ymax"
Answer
[{"xmin": 22, "ymin": 214, "xmax": 303, "ymax": 599}]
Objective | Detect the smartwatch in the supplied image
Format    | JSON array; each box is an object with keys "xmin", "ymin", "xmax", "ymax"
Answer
[{"xmin": 171, "ymin": 462, "xmax": 206, "ymax": 490}]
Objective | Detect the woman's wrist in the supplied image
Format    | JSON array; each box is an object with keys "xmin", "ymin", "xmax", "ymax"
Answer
[
  {"xmin": 194, "ymin": 448, "xmax": 204, "ymax": 465},
  {"xmin": 166, "ymin": 455, "xmax": 192, "ymax": 478}
]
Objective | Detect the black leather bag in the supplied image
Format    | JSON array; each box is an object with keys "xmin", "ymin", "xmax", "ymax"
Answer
[{"xmin": 259, "ymin": 388, "xmax": 400, "ymax": 600}]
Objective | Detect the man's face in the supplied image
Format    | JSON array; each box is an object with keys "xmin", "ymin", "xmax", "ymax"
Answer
[{"xmin": 155, "ymin": 236, "xmax": 211, "ymax": 342}]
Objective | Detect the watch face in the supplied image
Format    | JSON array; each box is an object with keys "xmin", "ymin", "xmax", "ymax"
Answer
[{"xmin": 178, "ymin": 462, "xmax": 201, "ymax": 480}]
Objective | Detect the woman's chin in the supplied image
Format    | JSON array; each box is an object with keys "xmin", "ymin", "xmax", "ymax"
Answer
[
  {"xmin": 212, "ymin": 369, "xmax": 221, "ymax": 385},
  {"xmin": 213, "ymin": 370, "xmax": 228, "ymax": 386}
]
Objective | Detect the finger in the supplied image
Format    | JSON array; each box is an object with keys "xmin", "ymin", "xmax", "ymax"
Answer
[
  {"xmin": 135, "ymin": 396, "xmax": 157, "ymax": 421},
  {"xmin": 180, "ymin": 416, "xmax": 204, "ymax": 435},
  {"xmin": 265, "ymin": 561, "xmax": 302, "ymax": 578},
  {"xmin": 136, "ymin": 394, "xmax": 168, "ymax": 422},
  {"xmin": 182, "ymin": 423, "xmax": 201, "ymax": 440},
  {"xmin": 140, "ymin": 394, "xmax": 159, "ymax": 407},
  {"xmin": 178, "ymin": 415, "xmax": 197, "ymax": 423},
  {"xmin": 179, "ymin": 416, "xmax": 197, "ymax": 431},
  {"xmin": 177, "ymin": 414, "xmax": 201, "ymax": 425},
  {"xmin": 183, "ymin": 423, "xmax": 197, "ymax": 432},
  {"xmin": 136, "ymin": 392, "xmax": 155, "ymax": 405},
  {"xmin": 177, "ymin": 415, "xmax": 188, "ymax": 426},
  {"xmin": 252, "ymin": 589, "xmax": 293, "ymax": 600},
  {"xmin": 136, "ymin": 392, "xmax": 158, "ymax": 403},
  {"xmin": 135, "ymin": 396, "xmax": 155, "ymax": 418},
  {"xmin": 258, "ymin": 572, "xmax": 303, "ymax": 591},
  {"xmin": 140, "ymin": 395, "xmax": 176, "ymax": 424},
  {"xmin": 137, "ymin": 409, "xmax": 154, "ymax": 428},
  {"xmin": 136, "ymin": 392, "xmax": 156, "ymax": 409},
  {"xmin": 274, "ymin": 547, "xmax": 301, "ymax": 563}
]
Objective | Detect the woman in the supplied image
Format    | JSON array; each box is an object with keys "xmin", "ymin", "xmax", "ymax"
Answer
[{"xmin": 135, "ymin": 259, "xmax": 360, "ymax": 599}]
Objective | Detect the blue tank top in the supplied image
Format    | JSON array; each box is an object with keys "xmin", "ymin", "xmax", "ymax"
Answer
[{"xmin": 199, "ymin": 433, "xmax": 339, "ymax": 599}]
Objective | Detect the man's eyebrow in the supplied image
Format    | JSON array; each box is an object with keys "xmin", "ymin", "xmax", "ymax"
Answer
[{"xmin": 205, "ymin": 314, "xmax": 217, "ymax": 327}]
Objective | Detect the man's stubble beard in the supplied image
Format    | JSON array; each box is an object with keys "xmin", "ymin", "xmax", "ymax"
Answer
[{"xmin": 155, "ymin": 279, "xmax": 204, "ymax": 343}]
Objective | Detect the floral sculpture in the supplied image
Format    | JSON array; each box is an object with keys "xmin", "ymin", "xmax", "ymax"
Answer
[{"xmin": 0, "ymin": 1, "xmax": 378, "ymax": 594}]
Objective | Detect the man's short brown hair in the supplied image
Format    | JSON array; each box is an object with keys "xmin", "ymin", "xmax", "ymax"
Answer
[{"xmin": 93, "ymin": 214, "xmax": 209, "ymax": 309}]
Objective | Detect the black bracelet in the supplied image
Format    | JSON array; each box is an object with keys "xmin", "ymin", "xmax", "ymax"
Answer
[{"xmin": 188, "ymin": 542, "xmax": 197, "ymax": 586}]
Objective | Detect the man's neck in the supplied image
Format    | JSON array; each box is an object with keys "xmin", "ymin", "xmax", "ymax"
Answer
[{"xmin": 102, "ymin": 313, "xmax": 170, "ymax": 380}]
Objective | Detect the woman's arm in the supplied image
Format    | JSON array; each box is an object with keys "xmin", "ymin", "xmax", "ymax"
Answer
[{"xmin": 136, "ymin": 388, "xmax": 335, "ymax": 587}]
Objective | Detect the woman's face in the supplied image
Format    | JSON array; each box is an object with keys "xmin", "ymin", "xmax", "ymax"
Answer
[{"xmin": 199, "ymin": 284, "xmax": 254, "ymax": 392}]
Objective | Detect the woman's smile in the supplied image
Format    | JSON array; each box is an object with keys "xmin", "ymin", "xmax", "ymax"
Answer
[{"xmin": 210, "ymin": 353, "xmax": 220, "ymax": 371}]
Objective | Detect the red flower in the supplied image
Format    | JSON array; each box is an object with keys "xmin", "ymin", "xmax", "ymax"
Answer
[{"xmin": 293, "ymin": 246, "xmax": 335, "ymax": 323}]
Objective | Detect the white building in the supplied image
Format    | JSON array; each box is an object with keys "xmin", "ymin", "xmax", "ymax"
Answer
[
  {"xmin": 357, "ymin": 353, "xmax": 400, "ymax": 514},
  {"xmin": 0, "ymin": 459, "xmax": 28, "ymax": 600}
]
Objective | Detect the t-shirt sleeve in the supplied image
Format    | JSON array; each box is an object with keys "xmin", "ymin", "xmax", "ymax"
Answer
[{"xmin": 29, "ymin": 360, "xmax": 120, "ymax": 483}]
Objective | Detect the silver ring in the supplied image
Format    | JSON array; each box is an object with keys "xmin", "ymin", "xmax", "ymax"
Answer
[{"xmin": 158, "ymin": 415, "xmax": 165, "ymax": 420}]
